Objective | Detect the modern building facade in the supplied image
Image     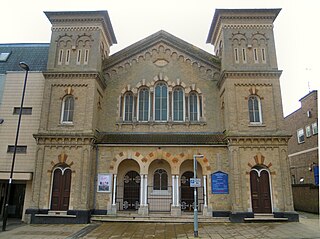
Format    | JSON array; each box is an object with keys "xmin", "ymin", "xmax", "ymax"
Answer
[
  {"xmin": 0, "ymin": 43, "xmax": 49, "ymax": 220},
  {"xmin": 1, "ymin": 8, "xmax": 298, "ymax": 224}
]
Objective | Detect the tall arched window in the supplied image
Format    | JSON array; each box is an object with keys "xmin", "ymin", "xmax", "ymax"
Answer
[
  {"xmin": 248, "ymin": 95, "xmax": 262, "ymax": 123},
  {"xmin": 153, "ymin": 169, "xmax": 168, "ymax": 190},
  {"xmin": 138, "ymin": 88, "xmax": 149, "ymax": 121},
  {"xmin": 123, "ymin": 92, "xmax": 133, "ymax": 122},
  {"xmin": 61, "ymin": 95, "xmax": 74, "ymax": 123},
  {"xmin": 173, "ymin": 87, "xmax": 184, "ymax": 121},
  {"xmin": 189, "ymin": 92, "xmax": 198, "ymax": 121},
  {"xmin": 154, "ymin": 82, "xmax": 168, "ymax": 121}
]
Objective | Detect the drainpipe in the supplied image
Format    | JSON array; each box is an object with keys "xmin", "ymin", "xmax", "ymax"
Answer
[{"xmin": 93, "ymin": 145, "xmax": 99, "ymax": 210}]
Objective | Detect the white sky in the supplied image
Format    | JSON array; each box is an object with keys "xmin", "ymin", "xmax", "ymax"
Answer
[{"xmin": 1, "ymin": 0, "xmax": 319, "ymax": 116}]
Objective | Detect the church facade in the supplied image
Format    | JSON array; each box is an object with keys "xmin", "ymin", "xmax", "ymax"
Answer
[{"xmin": 25, "ymin": 9, "xmax": 297, "ymax": 223}]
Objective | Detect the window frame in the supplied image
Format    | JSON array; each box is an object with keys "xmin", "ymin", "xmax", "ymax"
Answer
[
  {"xmin": 153, "ymin": 168, "xmax": 168, "ymax": 191},
  {"xmin": 137, "ymin": 87, "xmax": 150, "ymax": 122},
  {"xmin": 123, "ymin": 92, "xmax": 134, "ymax": 122},
  {"xmin": 306, "ymin": 125, "xmax": 312, "ymax": 138},
  {"xmin": 172, "ymin": 87, "xmax": 185, "ymax": 122},
  {"xmin": 189, "ymin": 92, "xmax": 199, "ymax": 122},
  {"xmin": 154, "ymin": 82, "xmax": 168, "ymax": 122},
  {"xmin": 312, "ymin": 122, "xmax": 318, "ymax": 135},
  {"xmin": 7, "ymin": 145, "xmax": 27, "ymax": 154},
  {"xmin": 297, "ymin": 128, "xmax": 305, "ymax": 144},
  {"xmin": 248, "ymin": 95, "xmax": 262, "ymax": 124},
  {"xmin": 61, "ymin": 95, "xmax": 75, "ymax": 124},
  {"xmin": 13, "ymin": 107, "xmax": 32, "ymax": 115}
]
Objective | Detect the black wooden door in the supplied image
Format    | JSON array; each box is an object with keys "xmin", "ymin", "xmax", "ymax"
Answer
[
  {"xmin": 51, "ymin": 168, "xmax": 71, "ymax": 211},
  {"xmin": 123, "ymin": 171, "xmax": 140, "ymax": 210},
  {"xmin": 180, "ymin": 171, "xmax": 194, "ymax": 211},
  {"xmin": 250, "ymin": 170, "xmax": 272, "ymax": 213}
]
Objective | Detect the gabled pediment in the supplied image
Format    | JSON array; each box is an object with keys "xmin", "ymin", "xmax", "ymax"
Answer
[{"xmin": 104, "ymin": 30, "xmax": 220, "ymax": 76}]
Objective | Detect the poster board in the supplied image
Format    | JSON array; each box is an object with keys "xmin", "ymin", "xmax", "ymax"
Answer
[{"xmin": 97, "ymin": 173, "xmax": 112, "ymax": 192}]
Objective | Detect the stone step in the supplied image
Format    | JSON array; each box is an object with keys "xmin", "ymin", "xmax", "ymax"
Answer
[
  {"xmin": 244, "ymin": 213, "xmax": 288, "ymax": 222},
  {"xmin": 91, "ymin": 214, "xmax": 230, "ymax": 223}
]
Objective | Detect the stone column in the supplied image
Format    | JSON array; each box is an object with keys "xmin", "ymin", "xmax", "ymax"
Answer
[
  {"xmin": 171, "ymin": 175, "xmax": 181, "ymax": 216},
  {"xmin": 138, "ymin": 174, "xmax": 148, "ymax": 215}
]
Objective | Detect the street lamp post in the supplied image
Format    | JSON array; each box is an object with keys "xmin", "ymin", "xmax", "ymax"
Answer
[
  {"xmin": 2, "ymin": 62, "xmax": 29, "ymax": 231},
  {"xmin": 193, "ymin": 154, "xmax": 204, "ymax": 237}
]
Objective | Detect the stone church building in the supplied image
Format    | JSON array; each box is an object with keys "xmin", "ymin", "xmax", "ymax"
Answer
[{"xmin": 23, "ymin": 8, "xmax": 297, "ymax": 223}]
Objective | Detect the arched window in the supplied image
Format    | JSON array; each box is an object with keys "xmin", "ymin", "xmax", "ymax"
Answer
[
  {"xmin": 61, "ymin": 95, "xmax": 74, "ymax": 123},
  {"xmin": 189, "ymin": 92, "xmax": 198, "ymax": 121},
  {"xmin": 154, "ymin": 82, "xmax": 168, "ymax": 121},
  {"xmin": 173, "ymin": 87, "xmax": 184, "ymax": 121},
  {"xmin": 138, "ymin": 87, "xmax": 149, "ymax": 121},
  {"xmin": 248, "ymin": 95, "xmax": 262, "ymax": 123},
  {"xmin": 123, "ymin": 92, "xmax": 133, "ymax": 122},
  {"xmin": 153, "ymin": 169, "xmax": 168, "ymax": 190}
]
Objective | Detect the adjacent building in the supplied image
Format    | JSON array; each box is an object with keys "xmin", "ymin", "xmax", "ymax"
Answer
[
  {"xmin": 0, "ymin": 9, "xmax": 298, "ymax": 224},
  {"xmin": 0, "ymin": 43, "xmax": 49, "ymax": 220},
  {"xmin": 284, "ymin": 90, "xmax": 318, "ymax": 213}
]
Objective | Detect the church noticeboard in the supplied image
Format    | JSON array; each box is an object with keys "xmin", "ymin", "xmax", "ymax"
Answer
[{"xmin": 211, "ymin": 171, "xmax": 228, "ymax": 194}]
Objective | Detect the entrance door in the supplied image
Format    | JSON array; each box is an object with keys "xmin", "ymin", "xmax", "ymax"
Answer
[
  {"xmin": 250, "ymin": 170, "xmax": 272, "ymax": 213},
  {"xmin": 123, "ymin": 171, "xmax": 140, "ymax": 210},
  {"xmin": 180, "ymin": 171, "xmax": 194, "ymax": 211},
  {"xmin": 51, "ymin": 168, "xmax": 71, "ymax": 211}
]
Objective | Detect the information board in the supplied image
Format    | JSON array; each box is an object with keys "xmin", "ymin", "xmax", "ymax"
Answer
[
  {"xmin": 190, "ymin": 178, "xmax": 201, "ymax": 187},
  {"xmin": 211, "ymin": 171, "xmax": 228, "ymax": 194}
]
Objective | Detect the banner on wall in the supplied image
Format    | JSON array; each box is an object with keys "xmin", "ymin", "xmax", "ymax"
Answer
[{"xmin": 97, "ymin": 173, "xmax": 112, "ymax": 192}]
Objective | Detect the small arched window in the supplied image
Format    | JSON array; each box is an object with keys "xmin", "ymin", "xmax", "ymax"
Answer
[
  {"xmin": 123, "ymin": 92, "xmax": 133, "ymax": 122},
  {"xmin": 248, "ymin": 95, "xmax": 262, "ymax": 123},
  {"xmin": 61, "ymin": 95, "xmax": 74, "ymax": 123},
  {"xmin": 153, "ymin": 169, "xmax": 168, "ymax": 190},
  {"xmin": 154, "ymin": 82, "xmax": 168, "ymax": 121},
  {"xmin": 138, "ymin": 87, "xmax": 149, "ymax": 121},
  {"xmin": 173, "ymin": 87, "xmax": 184, "ymax": 121},
  {"xmin": 189, "ymin": 92, "xmax": 198, "ymax": 121}
]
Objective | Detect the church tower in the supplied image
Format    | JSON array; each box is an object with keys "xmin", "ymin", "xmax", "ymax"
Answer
[
  {"xmin": 29, "ymin": 11, "xmax": 117, "ymax": 223},
  {"xmin": 207, "ymin": 9, "xmax": 296, "ymax": 221}
]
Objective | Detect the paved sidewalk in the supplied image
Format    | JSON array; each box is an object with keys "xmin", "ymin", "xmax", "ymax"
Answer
[{"xmin": 0, "ymin": 212, "xmax": 319, "ymax": 239}]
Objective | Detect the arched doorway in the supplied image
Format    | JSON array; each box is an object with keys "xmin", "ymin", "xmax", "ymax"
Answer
[
  {"xmin": 123, "ymin": 171, "xmax": 140, "ymax": 210},
  {"xmin": 180, "ymin": 171, "xmax": 194, "ymax": 211},
  {"xmin": 50, "ymin": 166, "xmax": 71, "ymax": 211},
  {"xmin": 250, "ymin": 168, "xmax": 272, "ymax": 213}
]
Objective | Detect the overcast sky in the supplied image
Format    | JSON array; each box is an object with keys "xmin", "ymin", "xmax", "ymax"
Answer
[{"xmin": 1, "ymin": 0, "xmax": 318, "ymax": 116}]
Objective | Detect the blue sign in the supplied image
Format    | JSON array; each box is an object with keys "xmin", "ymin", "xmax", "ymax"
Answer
[
  {"xmin": 211, "ymin": 171, "xmax": 229, "ymax": 194},
  {"xmin": 314, "ymin": 166, "xmax": 319, "ymax": 186}
]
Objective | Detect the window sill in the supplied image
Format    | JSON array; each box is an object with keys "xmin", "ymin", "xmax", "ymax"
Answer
[
  {"xmin": 150, "ymin": 190, "xmax": 171, "ymax": 196},
  {"xmin": 117, "ymin": 120, "xmax": 206, "ymax": 126},
  {"xmin": 59, "ymin": 122, "xmax": 74, "ymax": 127},
  {"xmin": 248, "ymin": 123, "xmax": 265, "ymax": 127}
]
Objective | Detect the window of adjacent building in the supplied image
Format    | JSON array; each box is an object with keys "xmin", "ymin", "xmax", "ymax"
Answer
[
  {"xmin": 306, "ymin": 125, "xmax": 312, "ymax": 138},
  {"xmin": 154, "ymin": 82, "xmax": 168, "ymax": 121},
  {"xmin": 234, "ymin": 48, "xmax": 239, "ymax": 63},
  {"xmin": 0, "ymin": 52, "xmax": 11, "ymax": 62},
  {"xmin": 312, "ymin": 122, "xmax": 318, "ymax": 135},
  {"xmin": 138, "ymin": 88, "xmax": 149, "ymax": 121},
  {"xmin": 153, "ymin": 169, "xmax": 168, "ymax": 190},
  {"xmin": 248, "ymin": 96, "xmax": 262, "ymax": 123},
  {"xmin": 61, "ymin": 95, "xmax": 74, "ymax": 123},
  {"xmin": 173, "ymin": 87, "xmax": 184, "ymax": 121},
  {"xmin": 7, "ymin": 145, "xmax": 27, "ymax": 153},
  {"xmin": 13, "ymin": 107, "xmax": 32, "ymax": 115},
  {"xmin": 189, "ymin": 92, "xmax": 199, "ymax": 122},
  {"xmin": 297, "ymin": 128, "xmax": 305, "ymax": 144},
  {"xmin": 123, "ymin": 92, "xmax": 133, "ymax": 122}
]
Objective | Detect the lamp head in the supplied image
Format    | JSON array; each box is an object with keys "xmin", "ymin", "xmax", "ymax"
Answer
[{"xmin": 19, "ymin": 62, "xmax": 29, "ymax": 71}]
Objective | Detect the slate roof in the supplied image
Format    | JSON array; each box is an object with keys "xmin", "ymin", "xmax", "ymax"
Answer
[
  {"xmin": 0, "ymin": 43, "xmax": 49, "ymax": 74},
  {"xmin": 97, "ymin": 132, "xmax": 227, "ymax": 145}
]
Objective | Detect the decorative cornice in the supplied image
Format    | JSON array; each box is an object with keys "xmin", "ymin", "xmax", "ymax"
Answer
[
  {"xmin": 52, "ymin": 26, "xmax": 100, "ymax": 32},
  {"xmin": 43, "ymin": 71, "xmax": 106, "ymax": 89},
  {"xmin": 217, "ymin": 70, "xmax": 282, "ymax": 88},
  {"xmin": 226, "ymin": 135, "xmax": 291, "ymax": 146},
  {"xmin": 34, "ymin": 133, "xmax": 97, "ymax": 146}
]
